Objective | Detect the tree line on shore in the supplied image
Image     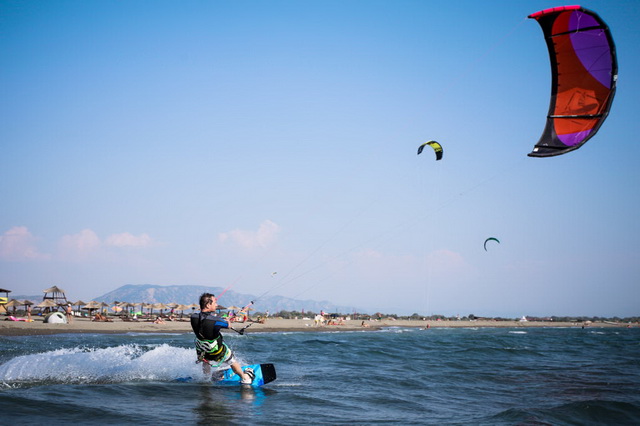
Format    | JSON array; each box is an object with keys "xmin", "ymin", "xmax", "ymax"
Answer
[{"xmin": 265, "ymin": 310, "xmax": 639, "ymax": 324}]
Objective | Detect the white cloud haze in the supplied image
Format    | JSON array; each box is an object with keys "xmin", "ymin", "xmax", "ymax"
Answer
[
  {"xmin": 105, "ymin": 232, "xmax": 154, "ymax": 248},
  {"xmin": 219, "ymin": 220, "xmax": 281, "ymax": 249},
  {"xmin": 1, "ymin": 227, "xmax": 156, "ymax": 263},
  {"xmin": 0, "ymin": 226, "xmax": 50, "ymax": 261}
]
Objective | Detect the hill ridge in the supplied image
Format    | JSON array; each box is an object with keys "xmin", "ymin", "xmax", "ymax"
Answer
[{"xmin": 93, "ymin": 284, "xmax": 357, "ymax": 314}]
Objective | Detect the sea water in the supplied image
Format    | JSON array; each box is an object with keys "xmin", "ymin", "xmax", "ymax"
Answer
[{"xmin": 1, "ymin": 327, "xmax": 639, "ymax": 425}]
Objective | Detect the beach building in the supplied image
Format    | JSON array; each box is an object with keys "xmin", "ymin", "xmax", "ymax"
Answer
[
  {"xmin": 42, "ymin": 286, "xmax": 69, "ymax": 306},
  {"xmin": 0, "ymin": 288, "xmax": 11, "ymax": 314}
]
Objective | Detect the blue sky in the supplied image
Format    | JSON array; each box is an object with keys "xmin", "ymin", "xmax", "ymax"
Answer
[{"xmin": 2, "ymin": 0, "xmax": 639, "ymax": 317}]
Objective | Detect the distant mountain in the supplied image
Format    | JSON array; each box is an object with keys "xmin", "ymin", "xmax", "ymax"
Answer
[
  {"xmin": 7, "ymin": 294, "xmax": 42, "ymax": 303},
  {"xmin": 93, "ymin": 284, "xmax": 358, "ymax": 314}
]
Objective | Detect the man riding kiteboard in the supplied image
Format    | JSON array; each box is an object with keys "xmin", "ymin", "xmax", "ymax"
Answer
[{"xmin": 190, "ymin": 293, "xmax": 254, "ymax": 384}]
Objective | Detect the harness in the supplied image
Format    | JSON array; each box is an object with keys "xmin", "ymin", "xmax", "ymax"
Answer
[
  {"xmin": 195, "ymin": 338, "xmax": 230, "ymax": 366},
  {"xmin": 195, "ymin": 338, "xmax": 223, "ymax": 355}
]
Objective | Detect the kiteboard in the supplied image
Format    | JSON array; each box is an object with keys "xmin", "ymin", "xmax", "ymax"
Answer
[
  {"xmin": 218, "ymin": 363, "xmax": 276, "ymax": 387},
  {"xmin": 177, "ymin": 363, "xmax": 276, "ymax": 387}
]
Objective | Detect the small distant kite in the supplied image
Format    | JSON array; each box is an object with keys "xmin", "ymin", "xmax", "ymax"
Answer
[
  {"xmin": 271, "ymin": 272, "xmax": 278, "ymax": 277},
  {"xmin": 484, "ymin": 237, "xmax": 500, "ymax": 251},
  {"xmin": 417, "ymin": 140, "xmax": 443, "ymax": 161},
  {"xmin": 527, "ymin": 6, "xmax": 617, "ymax": 157}
]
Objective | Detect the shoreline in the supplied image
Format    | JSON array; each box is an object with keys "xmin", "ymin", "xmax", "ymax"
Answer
[{"xmin": 0, "ymin": 316, "xmax": 633, "ymax": 337}]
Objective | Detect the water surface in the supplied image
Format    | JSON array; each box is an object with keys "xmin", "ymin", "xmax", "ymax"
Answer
[{"xmin": 1, "ymin": 327, "xmax": 639, "ymax": 425}]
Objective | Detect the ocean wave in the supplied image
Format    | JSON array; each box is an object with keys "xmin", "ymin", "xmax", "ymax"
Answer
[{"xmin": 0, "ymin": 344, "xmax": 206, "ymax": 387}]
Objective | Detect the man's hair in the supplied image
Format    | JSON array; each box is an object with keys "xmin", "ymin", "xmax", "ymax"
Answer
[{"xmin": 199, "ymin": 293, "xmax": 215, "ymax": 310}]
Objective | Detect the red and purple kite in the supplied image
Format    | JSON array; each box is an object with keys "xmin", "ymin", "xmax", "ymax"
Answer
[{"xmin": 528, "ymin": 6, "xmax": 617, "ymax": 158}]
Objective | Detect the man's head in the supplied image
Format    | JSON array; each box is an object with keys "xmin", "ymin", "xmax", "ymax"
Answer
[{"xmin": 199, "ymin": 293, "xmax": 217, "ymax": 310}]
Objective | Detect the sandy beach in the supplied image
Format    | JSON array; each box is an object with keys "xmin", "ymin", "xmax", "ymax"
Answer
[{"xmin": 0, "ymin": 316, "xmax": 631, "ymax": 336}]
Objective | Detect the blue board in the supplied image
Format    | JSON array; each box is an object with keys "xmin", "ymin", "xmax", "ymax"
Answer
[
  {"xmin": 177, "ymin": 363, "xmax": 277, "ymax": 387},
  {"xmin": 219, "ymin": 363, "xmax": 276, "ymax": 387}
]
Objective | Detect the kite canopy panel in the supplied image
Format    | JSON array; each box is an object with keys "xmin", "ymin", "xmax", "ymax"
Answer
[{"xmin": 528, "ymin": 5, "xmax": 617, "ymax": 158}]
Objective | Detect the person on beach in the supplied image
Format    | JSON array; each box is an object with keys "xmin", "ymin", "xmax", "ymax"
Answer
[
  {"xmin": 65, "ymin": 304, "xmax": 73, "ymax": 323},
  {"xmin": 190, "ymin": 293, "xmax": 254, "ymax": 385},
  {"xmin": 238, "ymin": 307, "xmax": 248, "ymax": 323}
]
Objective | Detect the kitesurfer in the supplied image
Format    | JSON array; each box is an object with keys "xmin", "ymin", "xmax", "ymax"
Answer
[{"xmin": 190, "ymin": 293, "xmax": 254, "ymax": 384}]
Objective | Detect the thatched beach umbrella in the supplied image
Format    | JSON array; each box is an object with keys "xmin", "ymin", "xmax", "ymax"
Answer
[
  {"xmin": 142, "ymin": 303, "xmax": 156, "ymax": 316},
  {"xmin": 36, "ymin": 299, "xmax": 59, "ymax": 313},
  {"xmin": 123, "ymin": 301, "xmax": 140, "ymax": 315},
  {"xmin": 213, "ymin": 304, "xmax": 228, "ymax": 315},
  {"xmin": 19, "ymin": 299, "xmax": 33, "ymax": 315},
  {"xmin": 152, "ymin": 303, "xmax": 168, "ymax": 316},
  {"xmin": 132, "ymin": 302, "xmax": 145, "ymax": 315},
  {"xmin": 37, "ymin": 299, "xmax": 58, "ymax": 308},
  {"xmin": 173, "ymin": 304, "xmax": 192, "ymax": 318},
  {"xmin": 165, "ymin": 303, "xmax": 179, "ymax": 316},
  {"xmin": 70, "ymin": 300, "xmax": 86, "ymax": 313},
  {"xmin": 21, "ymin": 300, "xmax": 34, "ymax": 316},
  {"xmin": 5, "ymin": 299, "xmax": 21, "ymax": 315},
  {"xmin": 82, "ymin": 301, "xmax": 101, "ymax": 315},
  {"xmin": 140, "ymin": 303, "xmax": 152, "ymax": 316},
  {"xmin": 110, "ymin": 301, "xmax": 127, "ymax": 315}
]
